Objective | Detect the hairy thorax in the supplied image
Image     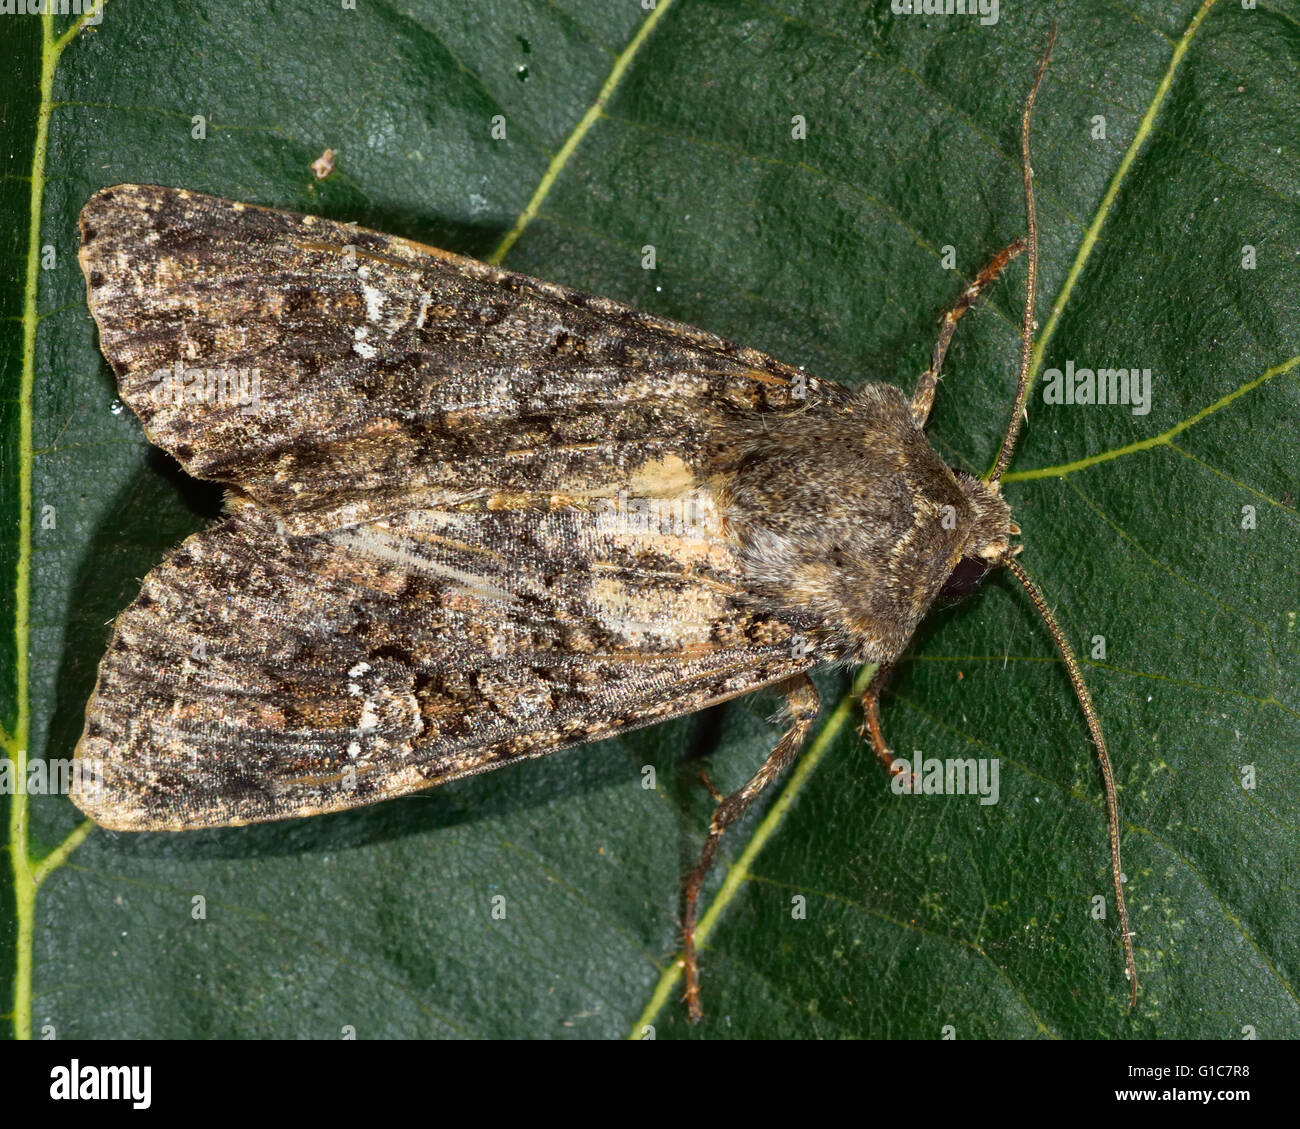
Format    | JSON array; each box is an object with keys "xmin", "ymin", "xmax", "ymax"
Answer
[{"xmin": 723, "ymin": 383, "xmax": 1013, "ymax": 663}]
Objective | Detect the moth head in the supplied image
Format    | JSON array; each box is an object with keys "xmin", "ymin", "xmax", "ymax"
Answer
[{"xmin": 938, "ymin": 473, "xmax": 1021, "ymax": 600}]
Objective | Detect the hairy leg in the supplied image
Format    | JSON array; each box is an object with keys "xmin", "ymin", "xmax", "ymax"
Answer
[
  {"xmin": 910, "ymin": 239, "xmax": 1025, "ymax": 428},
  {"xmin": 682, "ymin": 673, "xmax": 820, "ymax": 1023}
]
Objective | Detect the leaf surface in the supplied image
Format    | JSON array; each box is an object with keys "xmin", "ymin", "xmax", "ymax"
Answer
[{"xmin": 2, "ymin": 0, "xmax": 1297, "ymax": 1039}]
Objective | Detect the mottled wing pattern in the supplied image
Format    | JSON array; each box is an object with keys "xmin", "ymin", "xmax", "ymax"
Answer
[
  {"xmin": 73, "ymin": 185, "xmax": 836, "ymax": 830},
  {"xmin": 78, "ymin": 185, "xmax": 847, "ymax": 536},
  {"xmin": 74, "ymin": 500, "xmax": 812, "ymax": 830}
]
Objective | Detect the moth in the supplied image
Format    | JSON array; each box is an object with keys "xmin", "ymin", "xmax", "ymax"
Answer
[{"xmin": 71, "ymin": 28, "xmax": 1136, "ymax": 1020}]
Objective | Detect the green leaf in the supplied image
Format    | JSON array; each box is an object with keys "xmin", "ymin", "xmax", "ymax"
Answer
[{"xmin": 3, "ymin": 0, "xmax": 1297, "ymax": 1039}]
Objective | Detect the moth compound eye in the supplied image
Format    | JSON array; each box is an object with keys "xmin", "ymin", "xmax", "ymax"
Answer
[{"xmin": 938, "ymin": 555, "xmax": 989, "ymax": 601}]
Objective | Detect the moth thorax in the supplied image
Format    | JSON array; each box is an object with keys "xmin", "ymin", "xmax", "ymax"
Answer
[{"xmin": 723, "ymin": 387, "xmax": 979, "ymax": 660}]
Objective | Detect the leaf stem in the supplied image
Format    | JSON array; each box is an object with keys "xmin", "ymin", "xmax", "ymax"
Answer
[
  {"xmin": 8, "ymin": 0, "xmax": 106, "ymax": 1044},
  {"xmin": 488, "ymin": 0, "xmax": 678, "ymax": 265}
]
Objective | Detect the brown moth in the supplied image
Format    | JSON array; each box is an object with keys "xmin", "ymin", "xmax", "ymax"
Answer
[{"xmin": 71, "ymin": 28, "xmax": 1135, "ymax": 1020}]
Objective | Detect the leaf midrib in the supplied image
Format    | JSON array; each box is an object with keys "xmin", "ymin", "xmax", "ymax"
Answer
[{"xmin": 7, "ymin": 1, "xmax": 110, "ymax": 1044}]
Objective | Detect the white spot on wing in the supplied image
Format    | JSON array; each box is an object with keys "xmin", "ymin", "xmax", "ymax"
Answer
[
  {"xmin": 362, "ymin": 283, "xmax": 385, "ymax": 324},
  {"xmin": 353, "ymin": 326, "xmax": 377, "ymax": 359},
  {"xmin": 358, "ymin": 700, "xmax": 380, "ymax": 733}
]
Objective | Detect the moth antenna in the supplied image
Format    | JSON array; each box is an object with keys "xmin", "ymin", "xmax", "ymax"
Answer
[
  {"xmin": 989, "ymin": 22, "xmax": 1057, "ymax": 484},
  {"xmin": 1001, "ymin": 554, "xmax": 1138, "ymax": 1008}
]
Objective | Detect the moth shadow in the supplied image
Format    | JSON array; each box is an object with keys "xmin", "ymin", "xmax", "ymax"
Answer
[
  {"xmin": 91, "ymin": 726, "xmax": 681, "ymax": 864},
  {"xmin": 107, "ymin": 698, "xmax": 805, "ymax": 862},
  {"xmin": 320, "ymin": 198, "xmax": 508, "ymax": 265}
]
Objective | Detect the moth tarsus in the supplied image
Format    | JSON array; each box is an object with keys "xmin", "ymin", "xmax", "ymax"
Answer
[
  {"xmin": 74, "ymin": 19, "xmax": 1136, "ymax": 1022},
  {"xmin": 909, "ymin": 237, "xmax": 1025, "ymax": 428}
]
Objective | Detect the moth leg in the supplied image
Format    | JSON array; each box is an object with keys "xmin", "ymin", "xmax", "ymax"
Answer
[
  {"xmin": 698, "ymin": 769, "xmax": 724, "ymax": 804},
  {"xmin": 859, "ymin": 664, "xmax": 915, "ymax": 788},
  {"xmin": 910, "ymin": 239, "xmax": 1026, "ymax": 428},
  {"xmin": 682, "ymin": 673, "xmax": 820, "ymax": 1024}
]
